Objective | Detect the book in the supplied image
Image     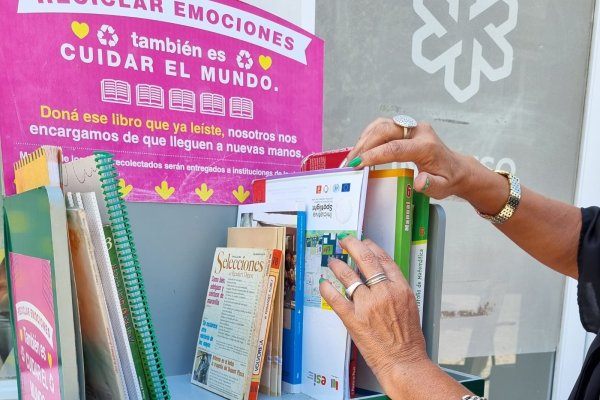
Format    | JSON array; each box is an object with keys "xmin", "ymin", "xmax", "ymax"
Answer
[
  {"xmin": 363, "ymin": 168, "xmax": 414, "ymax": 280},
  {"xmin": 258, "ymin": 168, "xmax": 370, "ymax": 400},
  {"xmin": 236, "ymin": 202, "xmax": 307, "ymax": 394},
  {"xmin": 65, "ymin": 206, "xmax": 128, "ymax": 399},
  {"xmin": 70, "ymin": 192, "xmax": 145, "ymax": 399},
  {"xmin": 3, "ymin": 186, "xmax": 83, "ymax": 399},
  {"xmin": 104, "ymin": 224, "xmax": 151, "ymax": 399},
  {"xmin": 227, "ymin": 226, "xmax": 285, "ymax": 399},
  {"xmin": 190, "ymin": 247, "xmax": 282, "ymax": 400},
  {"xmin": 0, "ymin": 195, "xmax": 17, "ymax": 398},
  {"xmin": 62, "ymin": 152, "xmax": 170, "ymax": 399},
  {"xmin": 13, "ymin": 146, "xmax": 62, "ymax": 194},
  {"xmin": 300, "ymin": 148, "xmax": 351, "ymax": 171},
  {"xmin": 409, "ymin": 192, "xmax": 430, "ymax": 325}
]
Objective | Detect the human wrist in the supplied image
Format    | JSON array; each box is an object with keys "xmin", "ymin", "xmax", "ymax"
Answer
[
  {"xmin": 382, "ymin": 359, "xmax": 472, "ymax": 400},
  {"xmin": 456, "ymin": 156, "xmax": 510, "ymax": 216}
]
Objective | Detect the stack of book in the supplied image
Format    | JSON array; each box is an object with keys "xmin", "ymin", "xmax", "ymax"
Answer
[
  {"xmin": 3, "ymin": 146, "xmax": 170, "ymax": 399},
  {"xmin": 245, "ymin": 148, "xmax": 431, "ymax": 399}
]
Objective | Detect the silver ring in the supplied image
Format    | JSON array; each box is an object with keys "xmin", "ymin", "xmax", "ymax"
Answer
[
  {"xmin": 365, "ymin": 272, "xmax": 388, "ymax": 287},
  {"xmin": 392, "ymin": 115, "xmax": 417, "ymax": 139},
  {"xmin": 345, "ymin": 280, "xmax": 364, "ymax": 301}
]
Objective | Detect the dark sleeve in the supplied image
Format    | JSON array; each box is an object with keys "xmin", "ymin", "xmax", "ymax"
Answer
[{"xmin": 578, "ymin": 206, "xmax": 600, "ymax": 333}]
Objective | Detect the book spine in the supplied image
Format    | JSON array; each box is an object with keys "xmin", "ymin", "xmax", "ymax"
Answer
[
  {"xmin": 251, "ymin": 178, "xmax": 266, "ymax": 203},
  {"xmin": 248, "ymin": 249, "xmax": 282, "ymax": 400},
  {"xmin": 287, "ymin": 212, "xmax": 306, "ymax": 386},
  {"xmin": 95, "ymin": 152, "xmax": 170, "ymax": 400},
  {"xmin": 394, "ymin": 172, "xmax": 414, "ymax": 280},
  {"xmin": 409, "ymin": 193, "xmax": 430, "ymax": 325},
  {"xmin": 104, "ymin": 225, "xmax": 151, "ymax": 400}
]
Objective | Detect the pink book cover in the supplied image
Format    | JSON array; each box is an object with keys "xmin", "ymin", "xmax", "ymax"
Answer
[{"xmin": 9, "ymin": 252, "xmax": 62, "ymax": 400}]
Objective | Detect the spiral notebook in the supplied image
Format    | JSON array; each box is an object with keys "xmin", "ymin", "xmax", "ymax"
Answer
[{"xmin": 62, "ymin": 152, "xmax": 170, "ymax": 400}]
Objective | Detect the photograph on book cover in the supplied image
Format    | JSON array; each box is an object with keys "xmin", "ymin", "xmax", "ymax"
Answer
[{"xmin": 0, "ymin": 0, "xmax": 323, "ymax": 205}]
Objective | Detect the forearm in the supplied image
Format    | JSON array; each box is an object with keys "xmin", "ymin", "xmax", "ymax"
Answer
[
  {"xmin": 379, "ymin": 359, "xmax": 474, "ymax": 400},
  {"xmin": 456, "ymin": 155, "xmax": 581, "ymax": 278}
]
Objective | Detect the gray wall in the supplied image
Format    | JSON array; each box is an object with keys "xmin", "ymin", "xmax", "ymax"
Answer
[
  {"xmin": 315, "ymin": 0, "xmax": 594, "ymax": 396},
  {"xmin": 128, "ymin": 202, "xmax": 237, "ymax": 375}
]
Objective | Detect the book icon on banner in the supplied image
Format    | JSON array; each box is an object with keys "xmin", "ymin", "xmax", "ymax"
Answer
[
  {"xmin": 230, "ymin": 97, "xmax": 254, "ymax": 120},
  {"xmin": 200, "ymin": 92, "xmax": 226, "ymax": 116},
  {"xmin": 137, "ymin": 84, "xmax": 164, "ymax": 108},
  {"xmin": 169, "ymin": 88, "xmax": 196, "ymax": 112},
  {"xmin": 101, "ymin": 79, "xmax": 131, "ymax": 104}
]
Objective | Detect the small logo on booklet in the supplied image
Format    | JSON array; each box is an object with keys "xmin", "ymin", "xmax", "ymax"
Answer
[{"xmin": 341, "ymin": 183, "xmax": 351, "ymax": 192}]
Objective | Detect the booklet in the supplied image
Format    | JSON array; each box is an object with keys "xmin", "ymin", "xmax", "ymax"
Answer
[{"xmin": 259, "ymin": 168, "xmax": 369, "ymax": 400}]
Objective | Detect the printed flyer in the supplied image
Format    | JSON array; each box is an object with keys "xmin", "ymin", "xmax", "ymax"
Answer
[
  {"xmin": 9, "ymin": 253, "xmax": 61, "ymax": 400},
  {"xmin": 0, "ymin": 0, "xmax": 323, "ymax": 205}
]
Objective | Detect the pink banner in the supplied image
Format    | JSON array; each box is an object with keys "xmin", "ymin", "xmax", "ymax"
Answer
[{"xmin": 0, "ymin": 0, "xmax": 323, "ymax": 204}]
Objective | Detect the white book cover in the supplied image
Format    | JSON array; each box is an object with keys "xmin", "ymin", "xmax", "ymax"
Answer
[{"xmin": 262, "ymin": 168, "xmax": 369, "ymax": 400}]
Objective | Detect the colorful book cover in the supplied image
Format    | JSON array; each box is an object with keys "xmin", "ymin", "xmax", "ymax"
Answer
[
  {"xmin": 409, "ymin": 192, "xmax": 430, "ymax": 325},
  {"xmin": 363, "ymin": 169, "xmax": 414, "ymax": 280},
  {"xmin": 190, "ymin": 247, "xmax": 281, "ymax": 400},
  {"xmin": 4, "ymin": 186, "xmax": 82, "ymax": 399},
  {"xmin": 261, "ymin": 168, "xmax": 370, "ymax": 400},
  {"xmin": 236, "ymin": 203, "xmax": 307, "ymax": 394}
]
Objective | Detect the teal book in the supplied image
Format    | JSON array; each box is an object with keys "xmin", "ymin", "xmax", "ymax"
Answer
[{"xmin": 4, "ymin": 186, "xmax": 83, "ymax": 399}]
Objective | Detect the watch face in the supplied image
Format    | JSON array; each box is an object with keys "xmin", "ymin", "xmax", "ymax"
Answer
[{"xmin": 392, "ymin": 115, "xmax": 417, "ymax": 128}]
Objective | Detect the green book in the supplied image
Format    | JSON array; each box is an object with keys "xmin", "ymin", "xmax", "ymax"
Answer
[
  {"xmin": 104, "ymin": 224, "xmax": 150, "ymax": 400},
  {"xmin": 409, "ymin": 192, "xmax": 430, "ymax": 325},
  {"xmin": 3, "ymin": 186, "xmax": 84, "ymax": 399},
  {"xmin": 363, "ymin": 169, "xmax": 414, "ymax": 279}
]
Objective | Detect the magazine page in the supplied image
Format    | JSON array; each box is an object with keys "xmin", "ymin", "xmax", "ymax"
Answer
[{"xmin": 191, "ymin": 247, "xmax": 273, "ymax": 400}]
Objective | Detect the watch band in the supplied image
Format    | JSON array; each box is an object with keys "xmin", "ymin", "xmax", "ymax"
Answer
[{"xmin": 476, "ymin": 170, "xmax": 521, "ymax": 225}]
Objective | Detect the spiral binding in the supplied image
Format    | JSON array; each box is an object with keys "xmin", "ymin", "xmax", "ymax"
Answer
[{"xmin": 94, "ymin": 152, "xmax": 170, "ymax": 400}]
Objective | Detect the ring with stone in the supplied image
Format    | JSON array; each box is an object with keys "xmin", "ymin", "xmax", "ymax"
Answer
[
  {"xmin": 392, "ymin": 115, "xmax": 417, "ymax": 139},
  {"xmin": 345, "ymin": 280, "xmax": 364, "ymax": 301}
]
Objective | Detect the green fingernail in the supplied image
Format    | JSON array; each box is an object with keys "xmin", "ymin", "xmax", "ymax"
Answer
[
  {"xmin": 347, "ymin": 157, "xmax": 362, "ymax": 168},
  {"xmin": 337, "ymin": 233, "xmax": 349, "ymax": 240},
  {"xmin": 319, "ymin": 277, "xmax": 326, "ymax": 284},
  {"xmin": 423, "ymin": 177, "xmax": 431, "ymax": 191}
]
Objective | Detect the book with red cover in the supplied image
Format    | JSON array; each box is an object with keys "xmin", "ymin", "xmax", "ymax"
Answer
[{"xmin": 300, "ymin": 148, "xmax": 351, "ymax": 171}]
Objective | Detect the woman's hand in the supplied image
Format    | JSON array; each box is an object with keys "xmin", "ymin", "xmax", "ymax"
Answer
[
  {"xmin": 319, "ymin": 236, "xmax": 428, "ymax": 396},
  {"xmin": 343, "ymin": 118, "xmax": 472, "ymax": 200},
  {"xmin": 319, "ymin": 235, "xmax": 472, "ymax": 399}
]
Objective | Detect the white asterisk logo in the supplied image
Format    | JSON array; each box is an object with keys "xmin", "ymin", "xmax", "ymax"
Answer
[{"xmin": 412, "ymin": 0, "xmax": 518, "ymax": 103}]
